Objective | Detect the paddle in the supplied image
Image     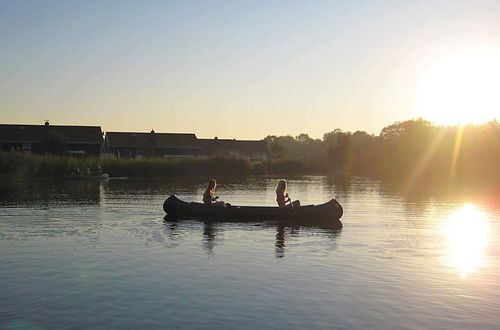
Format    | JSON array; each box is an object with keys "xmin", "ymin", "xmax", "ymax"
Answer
[{"xmin": 286, "ymin": 194, "xmax": 296, "ymax": 213}]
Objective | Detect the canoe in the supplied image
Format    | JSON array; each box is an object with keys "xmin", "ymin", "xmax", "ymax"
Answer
[{"xmin": 163, "ymin": 195, "xmax": 343, "ymax": 227}]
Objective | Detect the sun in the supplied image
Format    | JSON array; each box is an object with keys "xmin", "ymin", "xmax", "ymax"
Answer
[{"xmin": 416, "ymin": 48, "xmax": 500, "ymax": 126}]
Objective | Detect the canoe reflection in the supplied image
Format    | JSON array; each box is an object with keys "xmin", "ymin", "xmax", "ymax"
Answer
[
  {"xmin": 275, "ymin": 224, "xmax": 287, "ymax": 258},
  {"xmin": 203, "ymin": 222, "xmax": 218, "ymax": 255},
  {"xmin": 163, "ymin": 216, "xmax": 342, "ymax": 258}
]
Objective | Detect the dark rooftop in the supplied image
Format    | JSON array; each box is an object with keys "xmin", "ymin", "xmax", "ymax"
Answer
[
  {"xmin": 0, "ymin": 124, "xmax": 103, "ymax": 144},
  {"xmin": 106, "ymin": 132, "xmax": 199, "ymax": 148}
]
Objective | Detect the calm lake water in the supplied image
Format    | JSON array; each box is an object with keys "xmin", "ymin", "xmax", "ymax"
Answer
[{"xmin": 1, "ymin": 176, "xmax": 499, "ymax": 330}]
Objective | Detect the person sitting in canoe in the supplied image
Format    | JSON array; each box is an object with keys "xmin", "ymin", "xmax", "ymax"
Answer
[
  {"xmin": 276, "ymin": 179, "xmax": 290, "ymax": 208},
  {"xmin": 203, "ymin": 179, "xmax": 226, "ymax": 206},
  {"xmin": 276, "ymin": 179, "xmax": 300, "ymax": 208}
]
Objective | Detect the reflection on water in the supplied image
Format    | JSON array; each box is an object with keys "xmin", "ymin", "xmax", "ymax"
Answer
[
  {"xmin": 1, "ymin": 176, "xmax": 499, "ymax": 329},
  {"xmin": 443, "ymin": 204, "xmax": 490, "ymax": 278},
  {"xmin": 163, "ymin": 219, "xmax": 341, "ymax": 258},
  {"xmin": 0, "ymin": 179, "xmax": 102, "ymax": 207},
  {"xmin": 275, "ymin": 225, "xmax": 286, "ymax": 258},
  {"xmin": 273, "ymin": 225, "xmax": 341, "ymax": 259},
  {"xmin": 202, "ymin": 222, "xmax": 218, "ymax": 255}
]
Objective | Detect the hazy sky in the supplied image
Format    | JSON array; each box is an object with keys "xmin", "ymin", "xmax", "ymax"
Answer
[{"xmin": 1, "ymin": 1, "xmax": 500, "ymax": 139}]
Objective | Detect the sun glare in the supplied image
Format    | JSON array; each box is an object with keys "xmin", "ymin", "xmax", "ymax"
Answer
[
  {"xmin": 443, "ymin": 204, "xmax": 490, "ymax": 278},
  {"xmin": 417, "ymin": 49, "xmax": 500, "ymax": 125}
]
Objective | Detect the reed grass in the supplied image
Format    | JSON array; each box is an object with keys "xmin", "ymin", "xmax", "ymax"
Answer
[{"xmin": 0, "ymin": 152, "xmax": 261, "ymax": 179}]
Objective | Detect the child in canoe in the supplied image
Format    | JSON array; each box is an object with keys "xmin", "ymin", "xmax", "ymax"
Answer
[
  {"xmin": 276, "ymin": 179, "xmax": 300, "ymax": 208},
  {"xmin": 203, "ymin": 179, "xmax": 226, "ymax": 206}
]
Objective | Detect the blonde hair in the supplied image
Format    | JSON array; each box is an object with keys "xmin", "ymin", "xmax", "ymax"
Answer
[{"xmin": 275, "ymin": 179, "xmax": 287, "ymax": 194}]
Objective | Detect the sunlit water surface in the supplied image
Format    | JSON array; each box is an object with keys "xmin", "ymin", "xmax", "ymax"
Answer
[{"xmin": 1, "ymin": 176, "xmax": 499, "ymax": 329}]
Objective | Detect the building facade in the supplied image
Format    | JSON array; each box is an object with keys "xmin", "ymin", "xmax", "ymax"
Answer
[
  {"xmin": 105, "ymin": 131, "xmax": 200, "ymax": 158},
  {"xmin": 1, "ymin": 123, "xmax": 269, "ymax": 161},
  {"xmin": 0, "ymin": 123, "xmax": 103, "ymax": 157}
]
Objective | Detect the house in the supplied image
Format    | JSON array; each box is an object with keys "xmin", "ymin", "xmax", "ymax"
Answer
[
  {"xmin": 105, "ymin": 131, "xmax": 200, "ymax": 158},
  {"xmin": 0, "ymin": 122, "xmax": 269, "ymax": 161},
  {"xmin": 198, "ymin": 138, "xmax": 268, "ymax": 161},
  {"xmin": 0, "ymin": 123, "xmax": 104, "ymax": 157}
]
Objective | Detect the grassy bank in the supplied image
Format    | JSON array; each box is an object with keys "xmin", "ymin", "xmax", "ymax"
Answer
[
  {"xmin": 2, "ymin": 151, "xmax": 497, "ymax": 187},
  {"xmin": 0, "ymin": 152, "xmax": 334, "ymax": 180},
  {"xmin": 0, "ymin": 152, "xmax": 259, "ymax": 179}
]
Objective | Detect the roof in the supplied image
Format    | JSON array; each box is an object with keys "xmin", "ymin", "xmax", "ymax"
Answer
[
  {"xmin": 106, "ymin": 132, "xmax": 199, "ymax": 148},
  {"xmin": 198, "ymin": 139, "xmax": 268, "ymax": 153},
  {"xmin": 0, "ymin": 124, "xmax": 103, "ymax": 144}
]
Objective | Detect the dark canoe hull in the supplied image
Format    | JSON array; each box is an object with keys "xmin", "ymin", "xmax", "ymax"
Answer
[{"xmin": 163, "ymin": 195, "xmax": 343, "ymax": 227}]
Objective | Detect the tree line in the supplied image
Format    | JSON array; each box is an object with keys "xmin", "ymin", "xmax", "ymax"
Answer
[
  {"xmin": 264, "ymin": 119, "xmax": 500, "ymax": 183},
  {"xmin": 1, "ymin": 118, "xmax": 498, "ymax": 185}
]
